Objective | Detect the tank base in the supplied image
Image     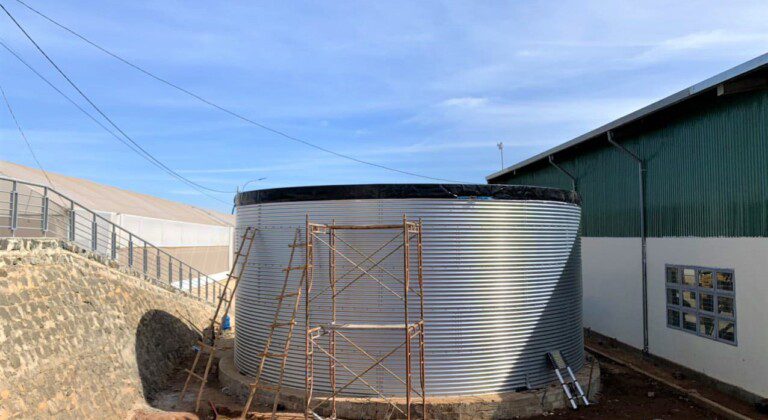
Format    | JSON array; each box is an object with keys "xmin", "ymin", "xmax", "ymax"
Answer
[{"xmin": 218, "ymin": 350, "xmax": 600, "ymax": 419}]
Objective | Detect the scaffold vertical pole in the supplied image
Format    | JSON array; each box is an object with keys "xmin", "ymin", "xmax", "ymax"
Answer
[
  {"xmin": 329, "ymin": 220, "xmax": 337, "ymax": 419},
  {"xmin": 304, "ymin": 214, "xmax": 314, "ymax": 420},
  {"xmin": 403, "ymin": 214, "xmax": 412, "ymax": 419},
  {"xmin": 302, "ymin": 218, "xmax": 426, "ymax": 419},
  {"xmin": 418, "ymin": 219, "xmax": 427, "ymax": 418}
]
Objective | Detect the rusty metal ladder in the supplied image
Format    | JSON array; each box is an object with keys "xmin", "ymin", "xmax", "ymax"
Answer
[
  {"xmin": 240, "ymin": 228, "xmax": 305, "ymax": 420},
  {"xmin": 177, "ymin": 226, "xmax": 257, "ymax": 412}
]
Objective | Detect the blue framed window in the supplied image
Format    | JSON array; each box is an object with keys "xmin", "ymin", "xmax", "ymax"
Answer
[{"xmin": 665, "ymin": 265, "xmax": 736, "ymax": 345}]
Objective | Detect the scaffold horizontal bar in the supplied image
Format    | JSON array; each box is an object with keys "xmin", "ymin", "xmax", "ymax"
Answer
[{"xmin": 318, "ymin": 322, "xmax": 420, "ymax": 331}]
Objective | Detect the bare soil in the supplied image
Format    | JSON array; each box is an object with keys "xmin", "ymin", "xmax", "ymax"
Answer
[
  {"xmin": 529, "ymin": 357, "xmax": 714, "ymax": 419},
  {"xmin": 582, "ymin": 332, "xmax": 767, "ymax": 420},
  {"xmin": 131, "ymin": 353, "xmax": 303, "ymax": 420},
  {"xmin": 136, "ymin": 336, "xmax": 766, "ymax": 419}
]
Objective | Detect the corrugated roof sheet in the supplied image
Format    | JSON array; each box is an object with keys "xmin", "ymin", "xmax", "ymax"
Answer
[
  {"xmin": 0, "ymin": 160, "xmax": 234, "ymax": 227},
  {"xmin": 486, "ymin": 52, "xmax": 768, "ymax": 181}
]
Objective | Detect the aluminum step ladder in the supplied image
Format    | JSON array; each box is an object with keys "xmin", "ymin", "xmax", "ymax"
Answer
[{"xmin": 547, "ymin": 350, "xmax": 589, "ymax": 410}]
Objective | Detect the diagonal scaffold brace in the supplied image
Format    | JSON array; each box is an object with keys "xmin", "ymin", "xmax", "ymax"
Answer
[{"xmin": 304, "ymin": 215, "xmax": 427, "ymax": 420}]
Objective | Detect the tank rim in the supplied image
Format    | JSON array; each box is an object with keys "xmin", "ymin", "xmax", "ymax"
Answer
[{"xmin": 236, "ymin": 183, "xmax": 580, "ymax": 206}]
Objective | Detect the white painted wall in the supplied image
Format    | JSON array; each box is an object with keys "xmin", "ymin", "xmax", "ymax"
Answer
[
  {"xmin": 582, "ymin": 237, "xmax": 644, "ymax": 348},
  {"xmin": 109, "ymin": 213, "xmax": 232, "ymax": 248},
  {"xmin": 583, "ymin": 237, "xmax": 768, "ymax": 397},
  {"xmin": 648, "ymin": 238, "xmax": 768, "ymax": 398}
]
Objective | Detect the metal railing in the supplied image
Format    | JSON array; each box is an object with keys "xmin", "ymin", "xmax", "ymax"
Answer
[{"xmin": 0, "ymin": 176, "xmax": 222, "ymax": 305}]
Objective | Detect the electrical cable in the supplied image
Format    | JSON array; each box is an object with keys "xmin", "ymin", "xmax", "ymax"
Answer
[
  {"xmin": 10, "ymin": 0, "xmax": 465, "ymax": 184},
  {"xmin": 0, "ymin": 39, "xmax": 231, "ymax": 205},
  {"xmin": 0, "ymin": 2, "xmax": 238, "ymax": 199},
  {"xmin": 0, "ymin": 79, "xmax": 56, "ymax": 188}
]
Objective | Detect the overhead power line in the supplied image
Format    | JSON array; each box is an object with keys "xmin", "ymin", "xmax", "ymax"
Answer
[
  {"xmin": 0, "ymin": 39, "xmax": 231, "ymax": 205},
  {"xmin": 0, "ymin": 80, "xmax": 55, "ymax": 187},
  {"xmin": 0, "ymin": 3, "xmax": 236, "ymax": 201},
  {"xmin": 11, "ymin": 0, "xmax": 464, "ymax": 184}
]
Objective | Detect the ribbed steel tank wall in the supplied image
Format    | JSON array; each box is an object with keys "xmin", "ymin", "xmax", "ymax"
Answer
[{"xmin": 234, "ymin": 189, "xmax": 582, "ymax": 397}]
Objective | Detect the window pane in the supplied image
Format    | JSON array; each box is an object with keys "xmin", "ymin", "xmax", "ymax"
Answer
[
  {"xmin": 664, "ymin": 265, "xmax": 736, "ymax": 345},
  {"xmin": 718, "ymin": 296, "xmax": 735, "ymax": 317},
  {"xmin": 683, "ymin": 312, "xmax": 697, "ymax": 331},
  {"xmin": 682, "ymin": 268, "xmax": 696, "ymax": 286},
  {"xmin": 666, "ymin": 288, "xmax": 680, "ymax": 306},
  {"xmin": 718, "ymin": 319, "xmax": 736, "ymax": 342},
  {"xmin": 666, "ymin": 267, "xmax": 678, "ymax": 284},
  {"xmin": 682, "ymin": 290, "xmax": 696, "ymax": 308},
  {"xmin": 699, "ymin": 316, "xmax": 715, "ymax": 337},
  {"xmin": 666, "ymin": 309, "xmax": 680, "ymax": 327},
  {"xmin": 717, "ymin": 272, "xmax": 734, "ymax": 291}
]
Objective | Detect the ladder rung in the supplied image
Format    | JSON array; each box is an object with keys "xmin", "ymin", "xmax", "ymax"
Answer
[
  {"xmin": 184, "ymin": 369, "xmax": 206, "ymax": 381},
  {"xmin": 252, "ymin": 383, "xmax": 279, "ymax": 392},
  {"xmin": 261, "ymin": 352, "xmax": 288, "ymax": 358},
  {"xmin": 282, "ymin": 265, "xmax": 307, "ymax": 272},
  {"xmin": 275, "ymin": 292, "xmax": 300, "ymax": 300},
  {"xmin": 288, "ymin": 242, "xmax": 307, "ymax": 248},
  {"xmin": 207, "ymin": 344, "xmax": 233, "ymax": 351},
  {"xmin": 272, "ymin": 321, "xmax": 296, "ymax": 328},
  {"xmin": 197, "ymin": 340, "xmax": 216, "ymax": 349}
]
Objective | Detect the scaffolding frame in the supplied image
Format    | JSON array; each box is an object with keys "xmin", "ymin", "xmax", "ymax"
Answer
[{"xmin": 304, "ymin": 215, "xmax": 426, "ymax": 420}]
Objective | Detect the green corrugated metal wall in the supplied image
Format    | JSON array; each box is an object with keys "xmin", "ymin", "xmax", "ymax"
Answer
[{"xmin": 493, "ymin": 89, "xmax": 768, "ymax": 237}]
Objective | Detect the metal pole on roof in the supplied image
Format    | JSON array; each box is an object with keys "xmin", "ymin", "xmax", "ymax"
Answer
[
  {"xmin": 608, "ymin": 130, "xmax": 649, "ymax": 354},
  {"xmin": 232, "ymin": 178, "xmax": 268, "ymax": 215},
  {"xmin": 497, "ymin": 142, "xmax": 504, "ymax": 170}
]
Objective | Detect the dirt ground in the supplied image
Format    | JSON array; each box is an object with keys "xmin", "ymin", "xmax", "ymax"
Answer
[
  {"xmin": 130, "ymin": 352, "xmax": 303, "ymax": 420},
  {"xmin": 529, "ymin": 356, "xmax": 714, "ymax": 419},
  {"xmin": 581, "ymin": 332, "xmax": 767, "ymax": 420},
  {"xmin": 133, "ymin": 336, "xmax": 766, "ymax": 420}
]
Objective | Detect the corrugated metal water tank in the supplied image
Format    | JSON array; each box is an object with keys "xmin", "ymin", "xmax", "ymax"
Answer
[{"xmin": 234, "ymin": 184, "xmax": 583, "ymax": 397}]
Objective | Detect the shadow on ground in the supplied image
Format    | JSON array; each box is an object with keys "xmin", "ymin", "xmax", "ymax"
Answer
[{"xmin": 135, "ymin": 309, "xmax": 202, "ymax": 402}]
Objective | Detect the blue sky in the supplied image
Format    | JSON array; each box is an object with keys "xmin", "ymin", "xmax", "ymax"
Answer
[{"xmin": 1, "ymin": 1, "xmax": 767, "ymax": 213}]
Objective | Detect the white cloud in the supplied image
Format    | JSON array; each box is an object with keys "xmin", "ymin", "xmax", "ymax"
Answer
[
  {"xmin": 438, "ymin": 97, "xmax": 489, "ymax": 108},
  {"xmin": 634, "ymin": 30, "xmax": 768, "ymax": 63},
  {"xmin": 7, "ymin": 0, "xmax": 768, "ymax": 213},
  {"xmin": 410, "ymin": 96, "xmax": 654, "ymax": 131}
]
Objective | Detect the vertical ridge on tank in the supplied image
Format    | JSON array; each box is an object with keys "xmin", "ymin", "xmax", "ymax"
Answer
[{"xmin": 234, "ymin": 184, "xmax": 582, "ymax": 397}]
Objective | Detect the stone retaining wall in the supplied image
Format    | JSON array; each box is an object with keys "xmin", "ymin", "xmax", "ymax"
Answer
[{"xmin": 0, "ymin": 238, "xmax": 213, "ymax": 419}]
